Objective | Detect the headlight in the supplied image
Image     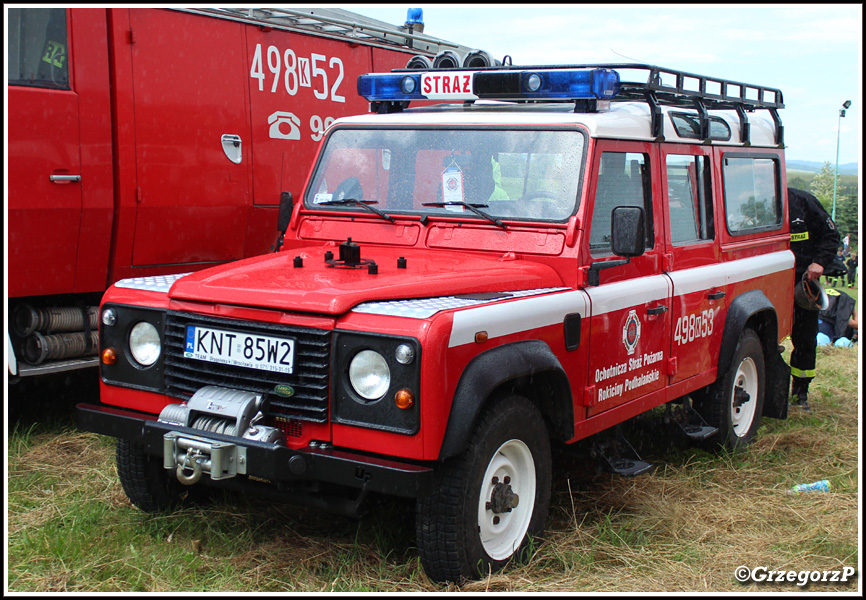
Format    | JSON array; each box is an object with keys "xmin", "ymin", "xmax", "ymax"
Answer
[
  {"xmin": 129, "ymin": 321, "xmax": 161, "ymax": 366},
  {"xmin": 349, "ymin": 350, "xmax": 391, "ymax": 400}
]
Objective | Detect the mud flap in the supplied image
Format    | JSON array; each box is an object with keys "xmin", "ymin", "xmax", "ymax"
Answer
[{"xmin": 762, "ymin": 345, "xmax": 790, "ymax": 419}]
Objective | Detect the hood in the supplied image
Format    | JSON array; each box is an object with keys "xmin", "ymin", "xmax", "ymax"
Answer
[{"xmin": 168, "ymin": 244, "xmax": 564, "ymax": 315}]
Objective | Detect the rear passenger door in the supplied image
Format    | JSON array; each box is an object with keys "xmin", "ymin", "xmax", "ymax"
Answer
[
  {"xmin": 660, "ymin": 147, "xmax": 725, "ymax": 386},
  {"xmin": 584, "ymin": 141, "xmax": 671, "ymax": 417}
]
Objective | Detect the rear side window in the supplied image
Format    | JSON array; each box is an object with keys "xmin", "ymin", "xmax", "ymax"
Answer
[
  {"xmin": 666, "ymin": 154, "xmax": 714, "ymax": 244},
  {"xmin": 723, "ymin": 156, "xmax": 782, "ymax": 234},
  {"xmin": 7, "ymin": 8, "xmax": 70, "ymax": 89}
]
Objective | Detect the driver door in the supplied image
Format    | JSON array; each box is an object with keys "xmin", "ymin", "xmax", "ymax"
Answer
[{"xmin": 583, "ymin": 141, "xmax": 672, "ymax": 417}]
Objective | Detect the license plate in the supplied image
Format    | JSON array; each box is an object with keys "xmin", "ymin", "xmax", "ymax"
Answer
[{"xmin": 184, "ymin": 325, "xmax": 294, "ymax": 374}]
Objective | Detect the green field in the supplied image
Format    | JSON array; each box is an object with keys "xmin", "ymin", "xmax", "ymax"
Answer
[{"xmin": 7, "ymin": 339, "xmax": 860, "ymax": 593}]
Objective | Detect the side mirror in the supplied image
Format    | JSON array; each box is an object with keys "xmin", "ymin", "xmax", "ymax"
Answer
[
  {"xmin": 587, "ymin": 206, "xmax": 646, "ymax": 286},
  {"xmin": 275, "ymin": 191, "xmax": 293, "ymax": 252},
  {"xmin": 611, "ymin": 206, "xmax": 646, "ymax": 258},
  {"xmin": 277, "ymin": 191, "xmax": 294, "ymax": 233}
]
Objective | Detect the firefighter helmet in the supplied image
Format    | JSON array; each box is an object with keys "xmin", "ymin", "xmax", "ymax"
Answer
[{"xmin": 795, "ymin": 274, "xmax": 829, "ymax": 311}]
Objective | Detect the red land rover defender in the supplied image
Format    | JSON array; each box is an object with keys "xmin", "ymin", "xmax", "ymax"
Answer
[{"xmin": 77, "ymin": 64, "xmax": 794, "ymax": 583}]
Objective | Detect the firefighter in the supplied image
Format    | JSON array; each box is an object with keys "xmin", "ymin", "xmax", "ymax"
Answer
[
  {"xmin": 817, "ymin": 288, "xmax": 858, "ymax": 347},
  {"xmin": 787, "ymin": 187, "xmax": 841, "ymax": 412}
]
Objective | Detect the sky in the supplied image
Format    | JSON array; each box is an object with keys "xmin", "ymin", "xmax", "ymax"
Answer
[{"xmin": 349, "ymin": 3, "xmax": 862, "ymax": 167}]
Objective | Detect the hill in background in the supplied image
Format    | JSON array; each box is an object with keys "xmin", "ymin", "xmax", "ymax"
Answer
[{"xmin": 787, "ymin": 160, "xmax": 859, "ymax": 175}]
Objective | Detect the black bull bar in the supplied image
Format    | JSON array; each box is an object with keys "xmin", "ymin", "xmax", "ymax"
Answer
[{"xmin": 76, "ymin": 403, "xmax": 434, "ymax": 499}]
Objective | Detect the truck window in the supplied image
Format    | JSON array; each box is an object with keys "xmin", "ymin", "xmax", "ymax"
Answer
[
  {"xmin": 307, "ymin": 128, "xmax": 584, "ymax": 222},
  {"xmin": 666, "ymin": 154, "xmax": 714, "ymax": 244},
  {"xmin": 7, "ymin": 8, "xmax": 70, "ymax": 90},
  {"xmin": 669, "ymin": 112, "xmax": 731, "ymax": 141},
  {"xmin": 589, "ymin": 152, "xmax": 653, "ymax": 254},
  {"xmin": 723, "ymin": 156, "xmax": 782, "ymax": 234}
]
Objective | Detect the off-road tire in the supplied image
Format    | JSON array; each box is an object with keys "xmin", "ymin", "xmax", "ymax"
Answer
[
  {"xmin": 116, "ymin": 439, "xmax": 187, "ymax": 512},
  {"xmin": 416, "ymin": 395, "xmax": 552, "ymax": 583},
  {"xmin": 694, "ymin": 328, "xmax": 765, "ymax": 450}
]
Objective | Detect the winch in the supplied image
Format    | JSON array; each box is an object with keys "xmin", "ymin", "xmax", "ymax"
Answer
[{"xmin": 158, "ymin": 386, "xmax": 286, "ymax": 485}]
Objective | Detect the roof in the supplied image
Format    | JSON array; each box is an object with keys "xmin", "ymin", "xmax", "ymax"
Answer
[{"xmin": 332, "ymin": 101, "xmax": 782, "ymax": 148}]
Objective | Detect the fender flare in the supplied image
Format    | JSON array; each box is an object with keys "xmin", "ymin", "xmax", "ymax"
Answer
[
  {"xmin": 716, "ymin": 289, "xmax": 789, "ymax": 419},
  {"xmin": 438, "ymin": 340, "xmax": 573, "ymax": 461}
]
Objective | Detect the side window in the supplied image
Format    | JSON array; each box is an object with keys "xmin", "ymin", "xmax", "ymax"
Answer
[
  {"xmin": 666, "ymin": 154, "xmax": 715, "ymax": 244},
  {"xmin": 723, "ymin": 156, "xmax": 782, "ymax": 234},
  {"xmin": 669, "ymin": 112, "xmax": 731, "ymax": 141},
  {"xmin": 590, "ymin": 152, "xmax": 653, "ymax": 255},
  {"xmin": 7, "ymin": 8, "xmax": 70, "ymax": 90}
]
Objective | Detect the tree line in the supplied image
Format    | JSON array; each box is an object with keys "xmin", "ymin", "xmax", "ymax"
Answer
[{"xmin": 788, "ymin": 162, "xmax": 858, "ymax": 252}]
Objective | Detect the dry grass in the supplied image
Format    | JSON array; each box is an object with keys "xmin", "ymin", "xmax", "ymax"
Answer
[{"xmin": 6, "ymin": 343, "xmax": 861, "ymax": 593}]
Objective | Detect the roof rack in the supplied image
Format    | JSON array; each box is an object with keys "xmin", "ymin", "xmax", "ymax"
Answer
[
  {"xmin": 587, "ymin": 63, "xmax": 784, "ymax": 146},
  {"xmin": 378, "ymin": 63, "xmax": 785, "ymax": 146},
  {"xmin": 175, "ymin": 7, "xmax": 464, "ymax": 55}
]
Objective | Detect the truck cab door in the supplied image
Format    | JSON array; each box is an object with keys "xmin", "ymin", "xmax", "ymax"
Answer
[
  {"xmin": 7, "ymin": 8, "xmax": 81, "ymax": 297},
  {"xmin": 583, "ymin": 142, "xmax": 672, "ymax": 417}
]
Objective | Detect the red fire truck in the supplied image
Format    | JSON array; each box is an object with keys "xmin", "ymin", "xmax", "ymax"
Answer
[
  {"xmin": 77, "ymin": 63, "xmax": 794, "ymax": 582},
  {"xmin": 7, "ymin": 6, "xmax": 493, "ymax": 379}
]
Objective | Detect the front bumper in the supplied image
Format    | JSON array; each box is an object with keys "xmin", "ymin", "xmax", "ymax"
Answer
[{"xmin": 76, "ymin": 403, "xmax": 433, "ymax": 499}]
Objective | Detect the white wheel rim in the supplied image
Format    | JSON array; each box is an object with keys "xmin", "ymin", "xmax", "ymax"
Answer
[
  {"xmin": 731, "ymin": 356, "xmax": 758, "ymax": 437},
  {"xmin": 477, "ymin": 439, "xmax": 536, "ymax": 560}
]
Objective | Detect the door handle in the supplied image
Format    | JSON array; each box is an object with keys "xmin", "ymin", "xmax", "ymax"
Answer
[
  {"xmin": 647, "ymin": 305, "xmax": 668, "ymax": 315},
  {"xmin": 708, "ymin": 291, "xmax": 726, "ymax": 300},
  {"xmin": 49, "ymin": 174, "xmax": 81, "ymax": 183}
]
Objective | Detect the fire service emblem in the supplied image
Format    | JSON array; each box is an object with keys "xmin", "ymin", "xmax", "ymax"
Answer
[{"xmin": 622, "ymin": 310, "xmax": 641, "ymax": 355}]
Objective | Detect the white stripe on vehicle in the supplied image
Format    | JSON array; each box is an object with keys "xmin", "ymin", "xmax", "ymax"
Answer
[
  {"xmin": 449, "ymin": 289, "xmax": 589, "ymax": 348},
  {"xmin": 352, "ymin": 250, "xmax": 793, "ymax": 348},
  {"xmin": 667, "ymin": 251, "xmax": 793, "ymax": 295}
]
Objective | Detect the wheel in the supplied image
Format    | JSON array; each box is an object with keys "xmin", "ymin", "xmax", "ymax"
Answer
[
  {"xmin": 694, "ymin": 329, "xmax": 765, "ymax": 450},
  {"xmin": 116, "ymin": 439, "xmax": 187, "ymax": 513},
  {"xmin": 416, "ymin": 395, "xmax": 552, "ymax": 583}
]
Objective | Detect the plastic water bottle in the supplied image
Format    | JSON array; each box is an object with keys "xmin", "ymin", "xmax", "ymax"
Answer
[{"xmin": 787, "ymin": 480, "xmax": 831, "ymax": 494}]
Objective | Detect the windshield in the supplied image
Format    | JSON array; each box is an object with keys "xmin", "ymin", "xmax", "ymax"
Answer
[{"xmin": 305, "ymin": 127, "xmax": 585, "ymax": 223}]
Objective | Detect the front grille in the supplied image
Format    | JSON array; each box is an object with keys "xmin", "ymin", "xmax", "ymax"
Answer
[{"xmin": 164, "ymin": 311, "xmax": 331, "ymax": 423}]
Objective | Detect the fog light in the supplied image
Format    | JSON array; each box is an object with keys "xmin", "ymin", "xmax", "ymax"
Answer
[
  {"xmin": 395, "ymin": 389, "xmax": 415, "ymax": 409},
  {"xmin": 101, "ymin": 347, "xmax": 117, "ymax": 365}
]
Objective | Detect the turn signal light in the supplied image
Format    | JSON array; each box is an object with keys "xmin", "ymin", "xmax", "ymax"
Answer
[
  {"xmin": 101, "ymin": 347, "xmax": 117, "ymax": 365},
  {"xmin": 395, "ymin": 389, "xmax": 415, "ymax": 409}
]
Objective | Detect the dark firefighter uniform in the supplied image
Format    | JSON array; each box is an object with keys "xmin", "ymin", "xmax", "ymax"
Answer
[{"xmin": 788, "ymin": 187, "xmax": 841, "ymax": 409}]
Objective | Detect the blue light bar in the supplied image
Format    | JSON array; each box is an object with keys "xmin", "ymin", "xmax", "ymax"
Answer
[
  {"xmin": 357, "ymin": 68, "xmax": 620, "ymax": 104},
  {"xmin": 357, "ymin": 73, "xmax": 426, "ymax": 101}
]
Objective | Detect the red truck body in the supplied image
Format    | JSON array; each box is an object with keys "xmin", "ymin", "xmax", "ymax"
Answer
[{"xmin": 7, "ymin": 7, "xmax": 479, "ymax": 377}]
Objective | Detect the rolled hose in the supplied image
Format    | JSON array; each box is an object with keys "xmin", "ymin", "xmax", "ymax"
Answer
[
  {"xmin": 22, "ymin": 331, "xmax": 99, "ymax": 365},
  {"xmin": 14, "ymin": 305, "xmax": 98, "ymax": 336}
]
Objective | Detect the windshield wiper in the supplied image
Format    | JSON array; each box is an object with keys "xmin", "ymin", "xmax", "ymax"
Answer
[
  {"xmin": 318, "ymin": 199, "xmax": 395, "ymax": 223},
  {"xmin": 422, "ymin": 202, "xmax": 507, "ymax": 230}
]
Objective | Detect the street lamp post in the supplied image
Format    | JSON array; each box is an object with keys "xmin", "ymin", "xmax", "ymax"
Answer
[{"xmin": 832, "ymin": 99, "xmax": 852, "ymax": 221}]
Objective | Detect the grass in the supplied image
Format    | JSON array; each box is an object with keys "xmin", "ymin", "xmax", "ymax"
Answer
[{"xmin": 6, "ymin": 342, "xmax": 861, "ymax": 593}]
